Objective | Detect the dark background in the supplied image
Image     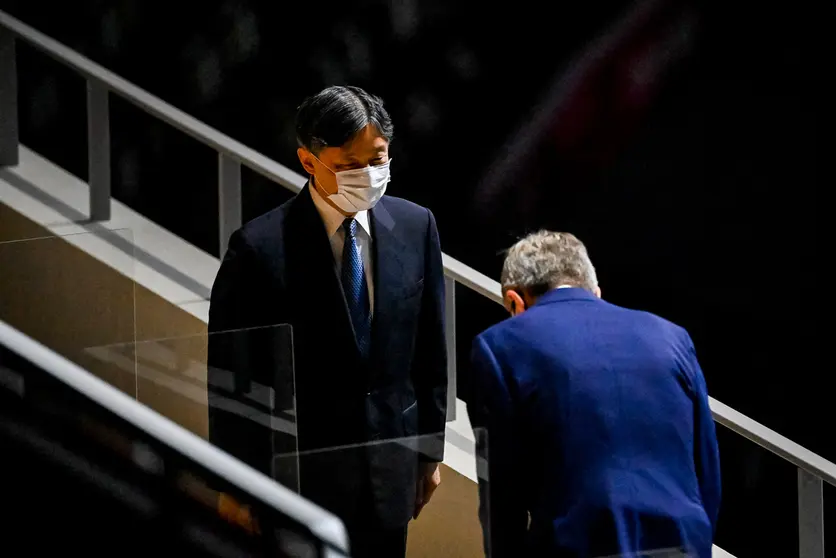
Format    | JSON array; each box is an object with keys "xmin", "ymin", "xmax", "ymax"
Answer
[{"xmin": 0, "ymin": 0, "xmax": 826, "ymax": 556}]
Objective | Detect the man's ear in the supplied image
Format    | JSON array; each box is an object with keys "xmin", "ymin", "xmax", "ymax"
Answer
[
  {"xmin": 504, "ymin": 290, "xmax": 526, "ymax": 317},
  {"xmin": 297, "ymin": 147, "xmax": 316, "ymax": 175},
  {"xmin": 593, "ymin": 286, "xmax": 602, "ymax": 299}
]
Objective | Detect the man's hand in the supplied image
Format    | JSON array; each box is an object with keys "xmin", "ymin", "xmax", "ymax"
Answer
[{"xmin": 413, "ymin": 462, "xmax": 441, "ymax": 519}]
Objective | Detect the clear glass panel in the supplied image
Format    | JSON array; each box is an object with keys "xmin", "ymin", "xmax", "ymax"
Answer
[
  {"xmin": 0, "ymin": 319, "xmax": 348, "ymax": 557},
  {"xmin": 0, "ymin": 228, "xmax": 137, "ymax": 395},
  {"xmin": 270, "ymin": 427, "xmax": 489, "ymax": 557},
  {"xmin": 408, "ymin": 427, "xmax": 490, "ymax": 558},
  {"xmin": 84, "ymin": 325, "xmax": 298, "ymax": 490}
]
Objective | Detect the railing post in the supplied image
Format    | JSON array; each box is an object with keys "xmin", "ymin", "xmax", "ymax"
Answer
[
  {"xmin": 798, "ymin": 468, "xmax": 824, "ymax": 558},
  {"xmin": 218, "ymin": 153, "xmax": 241, "ymax": 256},
  {"xmin": 0, "ymin": 25, "xmax": 18, "ymax": 167},
  {"xmin": 86, "ymin": 80, "xmax": 111, "ymax": 220},
  {"xmin": 445, "ymin": 276, "xmax": 457, "ymax": 421}
]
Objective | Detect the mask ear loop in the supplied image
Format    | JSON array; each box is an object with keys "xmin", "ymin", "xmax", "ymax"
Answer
[
  {"xmin": 309, "ymin": 153, "xmax": 338, "ymax": 198},
  {"xmin": 310, "ymin": 153, "xmax": 337, "ymax": 175}
]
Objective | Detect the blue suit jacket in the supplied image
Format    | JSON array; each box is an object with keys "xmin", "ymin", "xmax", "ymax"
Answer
[{"xmin": 468, "ymin": 288, "xmax": 720, "ymax": 558}]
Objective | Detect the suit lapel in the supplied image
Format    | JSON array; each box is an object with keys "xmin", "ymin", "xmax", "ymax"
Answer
[
  {"xmin": 286, "ymin": 186, "xmax": 360, "ymax": 358},
  {"xmin": 369, "ymin": 199, "xmax": 408, "ymax": 370}
]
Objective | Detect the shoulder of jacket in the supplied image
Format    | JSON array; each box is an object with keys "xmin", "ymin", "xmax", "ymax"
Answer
[{"xmin": 381, "ymin": 195, "xmax": 429, "ymax": 217}]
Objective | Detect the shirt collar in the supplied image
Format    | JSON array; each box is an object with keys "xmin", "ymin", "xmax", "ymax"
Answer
[
  {"xmin": 534, "ymin": 287, "xmax": 598, "ymax": 306},
  {"xmin": 308, "ymin": 179, "xmax": 371, "ymax": 238}
]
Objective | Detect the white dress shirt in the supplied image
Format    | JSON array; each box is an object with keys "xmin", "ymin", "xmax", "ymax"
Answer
[{"xmin": 309, "ymin": 182, "xmax": 375, "ymax": 314}]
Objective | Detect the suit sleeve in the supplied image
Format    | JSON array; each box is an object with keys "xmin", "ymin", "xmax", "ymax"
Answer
[
  {"xmin": 468, "ymin": 335, "xmax": 527, "ymax": 558},
  {"xmin": 412, "ymin": 208, "xmax": 448, "ymax": 463},
  {"xmin": 684, "ymin": 334, "xmax": 722, "ymax": 534},
  {"xmin": 207, "ymin": 230, "xmax": 273, "ymax": 476}
]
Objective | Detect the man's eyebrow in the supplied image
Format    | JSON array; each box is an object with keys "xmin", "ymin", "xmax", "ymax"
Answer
[{"xmin": 338, "ymin": 153, "xmax": 385, "ymax": 164}]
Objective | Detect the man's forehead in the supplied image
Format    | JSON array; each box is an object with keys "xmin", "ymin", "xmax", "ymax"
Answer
[{"xmin": 323, "ymin": 137, "xmax": 388, "ymax": 162}]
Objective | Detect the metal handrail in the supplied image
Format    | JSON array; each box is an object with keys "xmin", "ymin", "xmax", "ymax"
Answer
[
  {"xmin": 0, "ymin": 319, "xmax": 349, "ymax": 554},
  {"xmin": 0, "ymin": 10, "xmax": 829, "ymax": 557},
  {"xmin": 442, "ymin": 253, "xmax": 503, "ymax": 305},
  {"xmin": 710, "ymin": 397, "xmax": 836, "ymax": 487},
  {"xmin": 0, "ymin": 11, "xmax": 306, "ymax": 196}
]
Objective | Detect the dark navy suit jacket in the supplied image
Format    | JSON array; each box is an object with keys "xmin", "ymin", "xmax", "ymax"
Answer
[
  {"xmin": 468, "ymin": 288, "xmax": 720, "ymax": 557},
  {"xmin": 207, "ymin": 186, "xmax": 447, "ymax": 529}
]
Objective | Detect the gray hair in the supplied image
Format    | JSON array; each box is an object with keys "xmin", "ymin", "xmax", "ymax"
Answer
[{"xmin": 501, "ymin": 231, "xmax": 598, "ymax": 295}]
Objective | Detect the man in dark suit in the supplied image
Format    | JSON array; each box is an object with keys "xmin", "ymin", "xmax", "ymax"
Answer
[
  {"xmin": 468, "ymin": 231, "xmax": 721, "ymax": 558},
  {"xmin": 208, "ymin": 86, "xmax": 447, "ymax": 557}
]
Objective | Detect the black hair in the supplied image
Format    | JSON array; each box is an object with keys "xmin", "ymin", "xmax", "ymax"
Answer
[{"xmin": 295, "ymin": 86, "xmax": 394, "ymax": 153}]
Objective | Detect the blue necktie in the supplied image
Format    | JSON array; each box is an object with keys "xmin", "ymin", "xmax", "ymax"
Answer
[{"xmin": 341, "ymin": 218, "xmax": 371, "ymax": 357}]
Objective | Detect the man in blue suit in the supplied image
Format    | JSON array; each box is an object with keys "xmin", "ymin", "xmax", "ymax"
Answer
[{"xmin": 468, "ymin": 231, "xmax": 720, "ymax": 558}]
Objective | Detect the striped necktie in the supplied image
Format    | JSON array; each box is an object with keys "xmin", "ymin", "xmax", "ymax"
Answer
[{"xmin": 341, "ymin": 218, "xmax": 371, "ymax": 357}]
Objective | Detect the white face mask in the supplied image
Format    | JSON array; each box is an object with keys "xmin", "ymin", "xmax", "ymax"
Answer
[{"xmin": 315, "ymin": 159, "xmax": 391, "ymax": 213}]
